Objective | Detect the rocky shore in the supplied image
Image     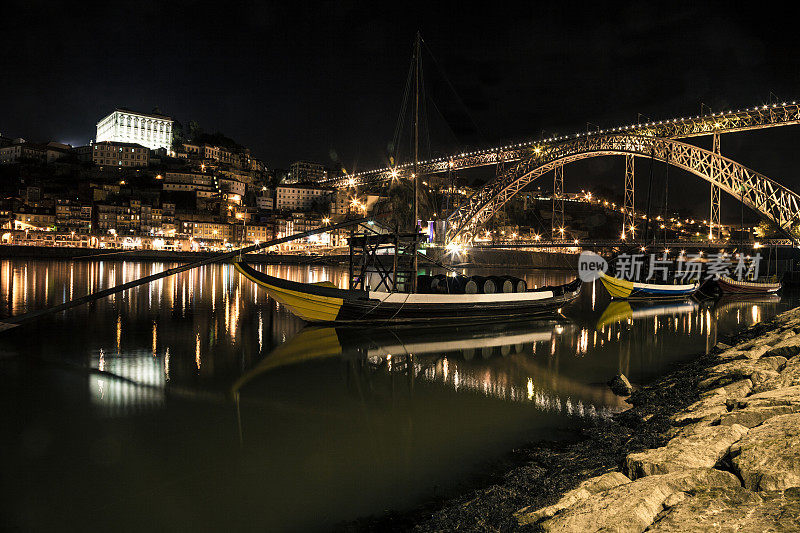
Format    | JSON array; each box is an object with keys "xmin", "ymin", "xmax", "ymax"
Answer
[{"xmin": 371, "ymin": 305, "xmax": 800, "ymax": 532}]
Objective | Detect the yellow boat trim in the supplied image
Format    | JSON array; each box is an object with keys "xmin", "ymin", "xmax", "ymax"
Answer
[
  {"xmin": 234, "ymin": 263, "xmax": 344, "ymax": 322},
  {"xmin": 599, "ymin": 272, "xmax": 634, "ymax": 299}
]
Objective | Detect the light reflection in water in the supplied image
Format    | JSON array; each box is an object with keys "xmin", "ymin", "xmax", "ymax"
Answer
[{"xmin": 1, "ymin": 259, "xmax": 797, "ymax": 532}]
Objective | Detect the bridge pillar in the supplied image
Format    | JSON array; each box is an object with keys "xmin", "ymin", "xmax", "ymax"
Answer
[
  {"xmin": 552, "ymin": 165, "xmax": 564, "ymax": 240},
  {"xmin": 709, "ymin": 133, "xmax": 721, "ymax": 241},
  {"xmin": 622, "ymin": 154, "xmax": 635, "ymax": 240}
]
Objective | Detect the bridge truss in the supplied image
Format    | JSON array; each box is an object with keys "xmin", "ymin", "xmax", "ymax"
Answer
[
  {"xmin": 322, "ymin": 101, "xmax": 800, "ymax": 245},
  {"xmin": 445, "ymin": 134, "xmax": 800, "ymax": 243},
  {"xmin": 323, "ymin": 102, "xmax": 800, "ymax": 189}
]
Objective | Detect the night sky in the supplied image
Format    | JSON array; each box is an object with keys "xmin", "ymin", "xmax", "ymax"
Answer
[{"xmin": 2, "ymin": 1, "xmax": 799, "ymax": 219}]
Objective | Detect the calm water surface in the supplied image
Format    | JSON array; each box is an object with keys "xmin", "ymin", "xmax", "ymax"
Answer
[{"xmin": 0, "ymin": 259, "xmax": 793, "ymax": 531}]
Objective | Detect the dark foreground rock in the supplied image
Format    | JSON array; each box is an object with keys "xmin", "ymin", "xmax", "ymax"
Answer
[{"xmin": 608, "ymin": 373, "xmax": 633, "ymax": 396}]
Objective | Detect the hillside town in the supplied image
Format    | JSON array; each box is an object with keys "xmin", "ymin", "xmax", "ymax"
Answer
[
  {"xmin": 0, "ymin": 108, "xmax": 759, "ymax": 255},
  {"xmin": 0, "ymin": 108, "xmax": 388, "ymax": 253}
]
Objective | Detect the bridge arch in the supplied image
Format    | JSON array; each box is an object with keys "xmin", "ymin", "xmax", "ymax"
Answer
[{"xmin": 445, "ymin": 134, "xmax": 800, "ymax": 243}]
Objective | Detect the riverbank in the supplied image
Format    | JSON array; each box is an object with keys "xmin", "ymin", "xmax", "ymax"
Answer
[{"xmin": 344, "ymin": 305, "xmax": 800, "ymax": 532}]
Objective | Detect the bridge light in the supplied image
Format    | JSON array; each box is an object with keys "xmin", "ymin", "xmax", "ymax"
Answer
[
  {"xmin": 754, "ymin": 242, "xmax": 762, "ymax": 249},
  {"xmin": 640, "ymin": 246, "xmax": 646, "ymax": 252},
  {"xmin": 574, "ymin": 239, "xmax": 579, "ymax": 244},
  {"xmin": 534, "ymin": 234, "xmax": 541, "ymax": 241}
]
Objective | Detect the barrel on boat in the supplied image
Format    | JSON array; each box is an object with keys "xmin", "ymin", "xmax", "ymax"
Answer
[
  {"xmin": 490, "ymin": 275, "xmax": 514, "ymax": 293},
  {"xmin": 431, "ymin": 274, "xmax": 467, "ymax": 293},
  {"xmin": 465, "ymin": 275, "xmax": 495, "ymax": 294},
  {"xmin": 510, "ymin": 276, "xmax": 527, "ymax": 292}
]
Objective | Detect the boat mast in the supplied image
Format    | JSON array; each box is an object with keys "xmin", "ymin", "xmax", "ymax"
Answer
[{"xmin": 412, "ymin": 32, "xmax": 421, "ymax": 292}]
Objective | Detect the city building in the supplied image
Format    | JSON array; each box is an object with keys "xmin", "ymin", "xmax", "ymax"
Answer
[
  {"xmin": 0, "ymin": 142, "xmax": 46, "ymax": 165},
  {"xmin": 256, "ymin": 193, "xmax": 274, "ymax": 211},
  {"xmin": 92, "ymin": 141, "xmax": 150, "ymax": 167},
  {"xmin": 287, "ymin": 161, "xmax": 326, "ymax": 183},
  {"xmin": 275, "ymin": 184, "xmax": 333, "ymax": 212},
  {"xmin": 55, "ymin": 199, "xmax": 93, "ymax": 233},
  {"xmin": 96, "ymin": 109, "xmax": 173, "ymax": 151},
  {"xmin": 162, "ymin": 171, "xmax": 216, "ymax": 194}
]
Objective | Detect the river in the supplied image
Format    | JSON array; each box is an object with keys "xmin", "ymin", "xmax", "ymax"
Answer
[{"xmin": 0, "ymin": 259, "xmax": 793, "ymax": 531}]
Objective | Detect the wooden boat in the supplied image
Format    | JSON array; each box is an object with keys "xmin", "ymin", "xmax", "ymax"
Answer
[
  {"xmin": 234, "ymin": 260, "xmax": 581, "ymax": 324},
  {"xmin": 599, "ymin": 272, "xmax": 699, "ymax": 300},
  {"xmin": 717, "ymin": 275, "xmax": 781, "ymax": 294}
]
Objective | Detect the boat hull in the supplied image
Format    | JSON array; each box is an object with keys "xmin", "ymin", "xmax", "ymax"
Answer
[
  {"xmin": 234, "ymin": 262, "xmax": 581, "ymax": 324},
  {"xmin": 599, "ymin": 273, "xmax": 698, "ymax": 300},
  {"xmin": 717, "ymin": 276, "xmax": 781, "ymax": 294}
]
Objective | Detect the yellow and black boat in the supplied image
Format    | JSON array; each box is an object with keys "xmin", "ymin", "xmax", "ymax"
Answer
[
  {"xmin": 234, "ymin": 260, "xmax": 581, "ymax": 324},
  {"xmin": 599, "ymin": 272, "xmax": 699, "ymax": 300}
]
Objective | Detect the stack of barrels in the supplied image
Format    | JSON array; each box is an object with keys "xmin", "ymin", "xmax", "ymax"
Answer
[{"xmin": 417, "ymin": 274, "xmax": 527, "ymax": 294}]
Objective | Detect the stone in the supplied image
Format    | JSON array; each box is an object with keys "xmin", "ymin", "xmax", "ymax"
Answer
[
  {"xmin": 536, "ymin": 469, "xmax": 741, "ymax": 533},
  {"xmin": 750, "ymin": 370, "xmax": 782, "ymax": 393},
  {"xmin": 665, "ymin": 416, "xmax": 718, "ymax": 439},
  {"xmin": 699, "ymin": 356, "xmax": 788, "ymax": 390},
  {"xmin": 772, "ymin": 358, "xmax": 800, "ymax": 389},
  {"xmin": 515, "ymin": 471, "xmax": 631, "ymax": 525},
  {"xmin": 744, "ymin": 384, "xmax": 800, "ymax": 408},
  {"xmin": 671, "ymin": 395, "xmax": 728, "ymax": 425},
  {"xmin": 699, "ymin": 378, "xmax": 752, "ymax": 400},
  {"xmin": 624, "ymin": 424, "xmax": 748, "ymax": 479},
  {"xmin": 647, "ymin": 487, "xmax": 800, "ymax": 532},
  {"xmin": 608, "ymin": 373, "xmax": 633, "ymax": 396},
  {"xmin": 720, "ymin": 405, "xmax": 800, "ymax": 428},
  {"xmin": 743, "ymin": 344, "xmax": 773, "ymax": 360},
  {"xmin": 765, "ymin": 336, "xmax": 800, "ymax": 359},
  {"xmin": 712, "ymin": 341, "xmax": 732, "ymax": 353},
  {"xmin": 731, "ymin": 413, "xmax": 800, "ymax": 491}
]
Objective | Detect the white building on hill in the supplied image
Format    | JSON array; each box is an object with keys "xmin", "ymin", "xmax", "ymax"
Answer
[{"xmin": 96, "ymin": 109, "xmax": 173, "ymax": 151}]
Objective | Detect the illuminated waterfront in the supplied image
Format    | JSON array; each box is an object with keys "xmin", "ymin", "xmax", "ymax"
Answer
[{"xmin": 0, "ymin": 259, "xmax": 794, "ymax": 531}]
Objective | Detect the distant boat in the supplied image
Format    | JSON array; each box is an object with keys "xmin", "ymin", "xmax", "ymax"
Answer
[
  {"xmin": 234, "ymin": 261, "xmax": 581, "ymax": 324},
  {"xmin": 717, "ymin": 275, "xmax": 781, "ymax": 294},
  {"xmin": 599, "ymin": 272, "xmax": 699, "ymax": 300}
]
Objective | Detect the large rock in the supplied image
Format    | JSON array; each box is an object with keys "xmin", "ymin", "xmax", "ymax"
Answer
[
  {"xmin": 646, "ymin": 487, "xmax": 800, "ymax": 532},
  {"xmin": 720, "ymin": 385, "xmax": 800, "ymax": 428},
  {"xmin": 515, "ymin": 471, "xmax": 631, "ymax": 525},
  {"xmin": 671, "ymin": 395, "xmax": 728, "ymax": 425},
  {"xmin": 625, "ymin": 424, "xmax": 748, "ymax": 479},
  {"xmin": 536, "ymin": 469, "xmax": 741, "ymax": 533},
  {"xmin": 699, "ymin": 378, "xmax": 752, "ymax": 400},
  {"xmin": 764, "ymin": 334, "xmax": 800, "ymax": 359},
  {"xmin": 608, "ymin": 373, "xmax": 633, "ymax": 396},
  {"xmin": 699, "ymin": 356, "xmax": 787, "ymax": 390},
  {"xmin": 730, "ymin": 413, "xmax": 800, "ymax": 491},
  {"xmin": 720, "ymin": 405, "xmax": 800, "ymax": 428},
  {"xmin": 741, "ymin": 384, "xmax": 800, "ymax": 408},
  {"xmin": 756, "ymin": 358, "xmax": 800, "ymax": 392}
]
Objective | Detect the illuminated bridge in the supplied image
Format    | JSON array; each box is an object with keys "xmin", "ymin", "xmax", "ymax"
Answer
[{"xmin": 322, "ymin": 102, "xmax": 800, "ymax": 245}]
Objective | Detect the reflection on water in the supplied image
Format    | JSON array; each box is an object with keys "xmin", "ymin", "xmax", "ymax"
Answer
[{"xmin": 0, "ymin": 259, "xmax": 795, "ymax": 531}]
